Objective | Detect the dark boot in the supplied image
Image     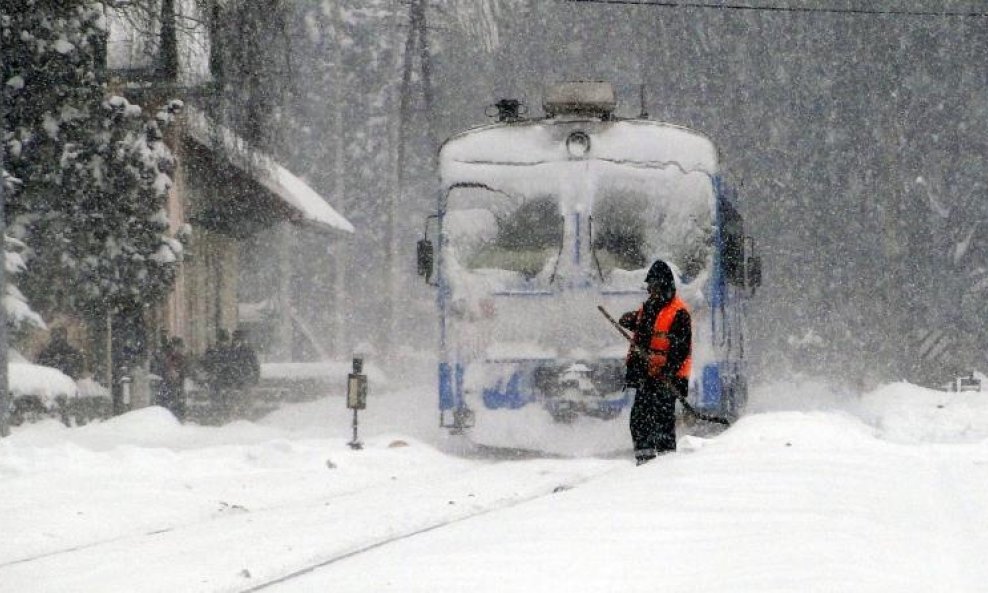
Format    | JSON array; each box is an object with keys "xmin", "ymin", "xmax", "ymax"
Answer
[{"xmin": 635, "ymin": 448, "xmax": 657, "ymax": 465}]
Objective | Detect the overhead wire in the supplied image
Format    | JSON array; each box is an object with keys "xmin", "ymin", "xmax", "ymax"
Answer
[{"xmin": 563, "ymin": 0, "xmax": 988, "ymax": 18}]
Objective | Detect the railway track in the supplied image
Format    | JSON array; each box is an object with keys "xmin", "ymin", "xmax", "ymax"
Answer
[
  {"xmin": 0, "ymin": 459, "xmax": 620, "ymax": 593},
  {"xmin": 238, "ymin": 471, "xmax": 597, "ymax": 593},
  {"xmin": 0, "ymin": 467, "xmax": 456, "ymax": 571}
]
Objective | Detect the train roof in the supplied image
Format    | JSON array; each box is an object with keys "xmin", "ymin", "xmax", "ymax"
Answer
[{"xmin": 439, "ymin": 118, "xmax": 720, "ymax": 186}]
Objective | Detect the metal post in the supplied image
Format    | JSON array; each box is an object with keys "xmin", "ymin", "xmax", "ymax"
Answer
[
  {"xmin": 346, "ymin": 356, "xmax": 367, "ymax": 450},
  {"xmin": 350, "ymin": 408, "xmax": 360, "ymax": 449}
]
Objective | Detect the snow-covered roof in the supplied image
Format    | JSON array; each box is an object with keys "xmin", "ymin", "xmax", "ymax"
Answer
[{"xmin": 183, "ymin": 107, "xmax": 354, "ymax": 234}]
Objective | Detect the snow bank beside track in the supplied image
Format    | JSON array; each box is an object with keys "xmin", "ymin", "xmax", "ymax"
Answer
[
  {"xmin": 858, "ymin": 382, "xmax": 988, "ymax": 444},
  {"xmin": 748, "ymin": 378, "xmax": 988, "ymax": 444}
]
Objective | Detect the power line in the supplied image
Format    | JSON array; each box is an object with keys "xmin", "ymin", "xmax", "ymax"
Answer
[{"xmin": 563, "ymin": 0, "xmax": 988, "ymax": 18}]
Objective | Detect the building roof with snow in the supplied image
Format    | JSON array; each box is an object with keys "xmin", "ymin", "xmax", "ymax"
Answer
[{"xmin": 182, "ymin": 107, "xmax": 354, "ymax": 234}]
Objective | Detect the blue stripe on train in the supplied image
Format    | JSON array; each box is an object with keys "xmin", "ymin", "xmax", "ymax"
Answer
[
  {"xmin": 482, "ymin": 371, "xmax": 531, "ymax": 409},
  {"xmin": 700, "ymin": 364, "xmax": 723, "ymax": 412},
  {"xmin": 439, "ymin": 362, "xmax": 454, "ymax": 410}
]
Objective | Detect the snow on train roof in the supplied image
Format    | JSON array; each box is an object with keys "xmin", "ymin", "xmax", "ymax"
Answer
[{"xmin": 440, "ymin": 119, "xmax": 719, "ymax": 186}]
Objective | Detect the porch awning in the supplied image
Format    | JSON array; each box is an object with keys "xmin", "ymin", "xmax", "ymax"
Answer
[{"xmin": 183, "ymin": 107, "xmax": 354, "ymax": 234}]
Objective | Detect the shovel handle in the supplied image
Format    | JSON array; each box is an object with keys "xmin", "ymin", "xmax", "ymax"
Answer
[{"xmin": 597, "ymin": 305, "xmax": 632, "ymax": 341}]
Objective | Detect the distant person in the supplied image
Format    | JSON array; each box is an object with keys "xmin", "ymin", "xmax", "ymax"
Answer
[
  {"xmin": 228, "ymin": 329, "xmax": 260, "ymax": 416},
  {"xmin": 201, "ymin": 329, "xmax": 233, "ymax": 423},
  {"xmin": 618, "ymin": 259, "xmax": 692, "ymax": 465},
  {"xmin": 154, "ymin": 337, "xmax": 188, "ymax": 421},
  {"xmin": 150, "ymin": 330, "xmax": 168, "ymax": 370},
  {"xmin": 37, "ymin": 327, "xmax": 84, "ymax": 380}
]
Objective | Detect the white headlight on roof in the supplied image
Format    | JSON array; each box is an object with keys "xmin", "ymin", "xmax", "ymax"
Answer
[{"xmin": 566, "ymin": 131, "xmax": 591, "ymax": 158}]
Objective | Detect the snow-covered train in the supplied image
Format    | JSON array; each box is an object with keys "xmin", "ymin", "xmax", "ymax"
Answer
[{"xmin": 417, "ymin": 82, "xmax": 760, "ymax": 450}]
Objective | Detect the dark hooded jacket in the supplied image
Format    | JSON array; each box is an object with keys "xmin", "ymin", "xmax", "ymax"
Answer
[{"xmin": 619, "ymin": 261, "xmax": 691, "ymax": 390}]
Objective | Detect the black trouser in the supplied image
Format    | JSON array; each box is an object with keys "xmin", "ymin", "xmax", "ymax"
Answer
[{"xmin": 630, "ymin": 378, "xmax": 684, "ymax": 459}]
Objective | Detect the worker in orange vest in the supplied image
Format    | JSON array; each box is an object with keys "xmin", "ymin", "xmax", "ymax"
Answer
[{"xmin": 619, "ymin": 259, "xmax": 692, "ymax": 465}]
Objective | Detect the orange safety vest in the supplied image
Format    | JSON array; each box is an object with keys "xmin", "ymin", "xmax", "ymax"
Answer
[{"xmin": 630, "ymin": 296, "xmax": 693, "ymax": 380}]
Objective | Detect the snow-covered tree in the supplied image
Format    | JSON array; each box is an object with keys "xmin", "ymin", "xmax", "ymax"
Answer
[
  {"xmin": 4, "ymin": 236, "xmax": 45, "ymax": 332},
  {"xmin": 2, "ymin": 0, "xmax": 183, "ymax": 328},
  {"xmin": 0, "ymin": 174, "xmax": 44, "ymax": 331}
]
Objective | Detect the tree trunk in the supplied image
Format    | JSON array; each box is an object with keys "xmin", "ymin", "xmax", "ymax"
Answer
[
  {"xmin": 106, "ymin": 312, "xmax": 114, "ymax": 413},
  {"xmin": 158, "ymin": 0, "xmax": 179, "ymax": 81},
  {"xmin": 0, "ymin": 117, "xmax": 8, "ymax": 437}
]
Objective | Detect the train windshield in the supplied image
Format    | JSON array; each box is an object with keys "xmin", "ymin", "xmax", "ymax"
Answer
[
  {"xmin": 591, "ymin": 168, "xmax": 714, "ymax": 288},
  {"xmin": 444, "ymin": 185, "xmax": 563, "ymax": 289},
  {"xmin": 441, "ymin": 161, "xmax": 714, "ymax": 291}
]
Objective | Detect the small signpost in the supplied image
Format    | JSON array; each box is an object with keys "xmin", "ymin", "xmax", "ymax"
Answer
[{"xmin": 346, "ymin": 357, "xmax": 367, "ymax": 450}]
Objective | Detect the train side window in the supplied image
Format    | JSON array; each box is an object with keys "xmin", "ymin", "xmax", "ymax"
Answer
[{"xmin": 721, "ymin": 201, "xmax": 745, "ymax": 285}]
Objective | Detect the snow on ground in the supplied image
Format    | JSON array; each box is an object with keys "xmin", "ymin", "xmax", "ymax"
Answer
[
  {"xmin": 1, "ymin": 376, "xmax": 987, "ymax": 592},
  {"xmin": 467, "ymin": 404, "xmax": 631, "ymax": 456}
]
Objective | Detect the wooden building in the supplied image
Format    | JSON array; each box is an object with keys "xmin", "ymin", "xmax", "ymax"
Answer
[
  {"xmin": 57, "ymin": 0, "xmax": 358, "ymax": 409},
  {"xmin": 165, "ymin": 107, "xmax": 354, "ymax": 361}
]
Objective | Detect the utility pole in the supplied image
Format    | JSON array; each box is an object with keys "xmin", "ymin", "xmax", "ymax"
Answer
[
  {"xmin": 384, "ymin": 0, "xmax": 414, "ymax": 353},
  {"xmin": 415, "ymin": 0, "xmax": 437, "ymax": 152},
  {"xmin": 385, "ymin": 0, "xmax": 435, "ymax": 352}
]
